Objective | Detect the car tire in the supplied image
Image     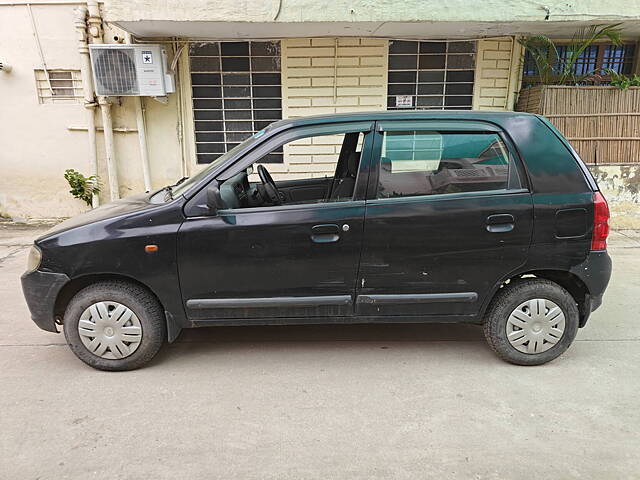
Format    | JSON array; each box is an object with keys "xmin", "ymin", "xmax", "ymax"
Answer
[
  {"xmin": 63, "ymin": 281, "xmax": 166, "ymax": 371},
  {"xmin": 483, "ymin": 278, "xmax": 580, "ymax": 366}
]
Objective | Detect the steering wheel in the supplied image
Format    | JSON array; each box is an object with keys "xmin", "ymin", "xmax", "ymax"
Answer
[{"xmin": 257, "ymin": 165, "xmax": 282, "ymax": 205}]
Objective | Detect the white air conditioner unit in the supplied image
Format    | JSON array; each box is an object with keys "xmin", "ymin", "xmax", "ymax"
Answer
[{"xmin": 89, "ymin": 44, "xmax": 175, "ymax": 97}]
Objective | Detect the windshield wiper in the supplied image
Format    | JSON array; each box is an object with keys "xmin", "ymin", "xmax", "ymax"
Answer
[
  {"xmin": 161, "ymin": 177, "xmax": 189, "ymax": 201},
  {"xmin": 162, "ymin": 185, "xmax": 173, "ymax": 201},
  {"xmin": 174, "ymin": 177, "xmax": 188, "ymax": 186}
]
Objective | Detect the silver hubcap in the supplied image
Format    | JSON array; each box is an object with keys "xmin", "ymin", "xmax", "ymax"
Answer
[
  {"xmin": 506, "ymin": 298, "xmax": 565, "ymax": 354},
  {"xmin": 77, "ymin": 301, "xmax": 142, "ymax": 359}
]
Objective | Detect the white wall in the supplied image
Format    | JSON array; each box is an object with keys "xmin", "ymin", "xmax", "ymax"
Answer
[
  {"xmin": 0, "ymin": 4, "xmax": 89, "ymax": 218},
  {"xmin": 0, "ymin": 4, "xmax": 183, "ymax": 220}
]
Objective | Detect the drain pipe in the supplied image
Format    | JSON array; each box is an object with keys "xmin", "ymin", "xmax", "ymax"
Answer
[
  {"xmin": 74, "ymin": 5, "xmax": 99, "ymax": 207},
  {"xmin": 134, "ymin": 97, "xmax": 151, "ymax": 192},
  {"xmin": 98, "ymin": 97, "xmax": 118, "ymax": 200},
  {"xmin": 87, "ymin": 0, "xmax": 119, "ymax": 200},
  {"xmin": 126, "ymin": 33, "xmax": 152, "ymax": 192}
]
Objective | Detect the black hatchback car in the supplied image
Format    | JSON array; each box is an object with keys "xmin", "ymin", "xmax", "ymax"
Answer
[{"xmin": 22, "ymin": 111, "xmax": 612, "ymax": 370}]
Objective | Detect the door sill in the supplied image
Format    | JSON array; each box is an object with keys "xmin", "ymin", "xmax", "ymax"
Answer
[{"xmin": 190, "ymin": 314, "xmax": 479, "ymax": 327}]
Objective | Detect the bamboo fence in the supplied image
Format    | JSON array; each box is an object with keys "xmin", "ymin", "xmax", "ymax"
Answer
[{"xmin": 516, "ymin": 86, "xmax": 640, "ymax": 165}]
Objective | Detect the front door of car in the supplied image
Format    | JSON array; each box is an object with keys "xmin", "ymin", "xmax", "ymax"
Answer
[
  {"xmin": 356, "ymin": 120, "xmax": 533, "ymax": 319},
  {"xmin": 178, "ymin": 122, "xmax": 374, "ymax": 323}
]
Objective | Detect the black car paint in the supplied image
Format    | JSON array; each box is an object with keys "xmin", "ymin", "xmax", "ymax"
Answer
[
  {"xmin": 22, "ymin": 196, "xmax": 186, "ymax": 337},
  {"xmin": 179, "ymin": 200, "xmax": 367, "ymax": 321},
  {"xmin": 21, "ymin": 111, "xmax": 612, "ymax": 341}
]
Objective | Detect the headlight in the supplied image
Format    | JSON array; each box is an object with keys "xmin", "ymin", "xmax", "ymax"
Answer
[{"xmin": 26, "ymin": 245, "xmax": 42, "ymax": 272}]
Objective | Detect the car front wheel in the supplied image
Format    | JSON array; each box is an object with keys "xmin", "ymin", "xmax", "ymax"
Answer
[
  {"xmin": 483, "ymin": 278, "xmax": 580, "ymax": 365},
  {"xmin": 63, "ymin": 281, "xmax": 166, "ymax": 371}
]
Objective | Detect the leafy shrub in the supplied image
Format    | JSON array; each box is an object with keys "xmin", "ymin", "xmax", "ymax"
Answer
[
  {"xmin": 604, "ymin": 69, "xmax": 640, "ymax": 90},
  {"xmin": 64, "ymin": 169, "xmax": 100, "ymax": 206}
]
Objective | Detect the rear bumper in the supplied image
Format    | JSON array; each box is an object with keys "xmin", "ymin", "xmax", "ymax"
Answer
[
  {"xmin": 20, "ymin": 270, "xmax": 70, "ymax": 333},
  {"xmin": 570, "ymin": 250, "xmax": 612, "ymax": 326}
]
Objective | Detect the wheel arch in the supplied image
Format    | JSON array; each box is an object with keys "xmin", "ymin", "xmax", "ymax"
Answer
[
  {"xmin": 53, "ymin": 273, "xmax": 182, "ymax": 340},
  {"xmin": 54, "ymin": 273, "xmax": 159, "ymax": 318},
  {"xmin": 481, "ymin": 269, "xmax": 591, "ymax": 327}
]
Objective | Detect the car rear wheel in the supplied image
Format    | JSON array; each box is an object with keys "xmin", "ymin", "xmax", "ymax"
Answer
[
  {"xmin": 483, "ymin": 278, "xmax": 579, "ymax": 365},
  {"xmin": 63, "ymin": 281, "xmax": 166, "ymax": 371}
]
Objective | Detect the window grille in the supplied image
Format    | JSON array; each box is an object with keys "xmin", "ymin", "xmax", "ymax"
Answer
[
  {"xmin": 190, "ymin": 41, "xmax": 283, "ymax": 164},
  {"xmin": 35, "ymin": 70, "xmax": 82, "ymax": 104},
  {"xmin": 387, "ymin": 41, "xmax": 476, "ymax": 111},
  {"xmin": 522, "ymin": 43, "xmax": 636, "ymax": 83}
]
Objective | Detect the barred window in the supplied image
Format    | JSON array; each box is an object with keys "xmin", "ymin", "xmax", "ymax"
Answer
[
  {"xmin": 190, "ymin": 41, "xmax": 283, "ymax": 164},
  {"xmin": 387, "ymin": 41, "xmax": 476, "ymax": 111},
  {"xmin": 35, "ymin": 70, "xmax": 82, "ymax": 104},
  {"xmin": 522, "ymin": 43, "xmax": 636, "ymax": 82}
]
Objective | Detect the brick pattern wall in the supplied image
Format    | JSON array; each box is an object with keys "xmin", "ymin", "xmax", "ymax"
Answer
[
  {"xmin": 268, "ymin": 37, "xmax": 387, "ymax": 178},
  {"xmin": 473, "ymin": 37, "xmax": 521, "ymax": 111}
]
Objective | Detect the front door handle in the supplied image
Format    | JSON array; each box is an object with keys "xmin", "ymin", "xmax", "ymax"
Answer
[
  {"xmin": 486, "ymin": 214, "xmax": 515, "ymax": 233},
  {"xmin": 311, "ymin": 224, "xmax": 340, "ymax": 243}
]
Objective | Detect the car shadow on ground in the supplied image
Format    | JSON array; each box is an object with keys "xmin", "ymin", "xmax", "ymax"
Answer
[{"xmin": 152, "ymin": 322, "xmax": 488, "ymax": 365}]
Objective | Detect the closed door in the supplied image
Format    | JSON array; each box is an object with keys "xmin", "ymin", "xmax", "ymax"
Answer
[
  {"xmin": 357, "ymin": 121, "xmax": 533, "ymax": 319},
  {"xmin": 178, "ymin": 122, "xmax": 374, "ymax": 322}
]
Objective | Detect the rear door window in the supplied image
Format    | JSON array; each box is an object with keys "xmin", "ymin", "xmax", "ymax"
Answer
[{"xmin": 377, "ymin": 130, "xmax": 520, "ymax": 199}]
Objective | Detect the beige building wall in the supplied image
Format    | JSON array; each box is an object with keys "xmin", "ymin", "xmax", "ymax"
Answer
[
  {"xmin": 0, "ymin": 4, "xmax": 88, "ymax": 219},
  {"xmin": 274, "ymin": 37, "xmax": 387, "ymax": 179},
  {"xmin": 0, "ymin": 25, "xmax": 527, "ymax": 220},
  {"xmin": 472, "ymin": 37, "xmax": 523, "ymax": 111},
  {"xmin": 0, "ymin": 3, "xmax": 183, "ymax": 220}
]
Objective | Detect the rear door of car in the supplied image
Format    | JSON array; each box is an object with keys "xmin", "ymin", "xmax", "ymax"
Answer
[{"xmin": 356, "ymin": 119, "xmax": 534, "ymax": 319}]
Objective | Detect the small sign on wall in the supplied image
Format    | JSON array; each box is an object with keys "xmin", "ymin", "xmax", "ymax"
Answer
[{"xmin": 395, "ymin": 95, "xmax": 413, "ymax": 108}]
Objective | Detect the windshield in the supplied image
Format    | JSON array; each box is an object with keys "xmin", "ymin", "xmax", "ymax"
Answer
[{"xmin": 170, "ymin": 129, "xmax": 268, "ymax": 198}]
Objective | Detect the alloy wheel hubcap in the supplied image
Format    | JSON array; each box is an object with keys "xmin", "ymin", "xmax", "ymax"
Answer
[
  {"xmin": 77, "ymin": 301, "xmax": 142, "ymax": 359},
  {"xmin": 506, "ymin": 298, "xmax": 565, "ymax": 354}
]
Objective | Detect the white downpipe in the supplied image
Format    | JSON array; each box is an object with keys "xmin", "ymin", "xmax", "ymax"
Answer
[
  {"xmin": 135, "ymin": 97, "xmax": 152, "ymax": 192},
  {"xmin": 126, "ymin": 32, "xmax": 152, "ymax": 193},
  {"xmin": 99, "ymin": 97, "xmax": 119, "ymax": 200},
  {"xmin": 86, "ymin": 0, "xmax": 119, "ymax": 200},
  {"xmin": 74, "ymin": 5, "xmax": 99, "ymax": 207}
]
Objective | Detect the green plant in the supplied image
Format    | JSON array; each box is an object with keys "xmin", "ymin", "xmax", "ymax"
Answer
[
  {"xmin": 604, "ymin": 69, "xmax": 640, "ymax": 90},
  {"xmin": 64, "ymin": 169, "xmax": 100, "ymax": 206},
  {"xmin": 518, "ymin": 24, "xmax": 623, "ymax": 85}
]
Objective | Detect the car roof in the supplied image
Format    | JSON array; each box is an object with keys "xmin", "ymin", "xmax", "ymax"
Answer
[{"xmin": 266, "ymin": 110, "xmax": 538, "ymax": 131}]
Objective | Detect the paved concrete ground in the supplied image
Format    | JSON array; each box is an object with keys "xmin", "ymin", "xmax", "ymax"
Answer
[{"xmin": 1, "ymin": 220, "xmax": 639, "ymax": 479}]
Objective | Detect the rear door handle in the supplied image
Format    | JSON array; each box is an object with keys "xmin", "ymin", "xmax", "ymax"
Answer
[
  {"xmin": 486, "ymin": 214, "xmax": 515, "ymax": 233},
  {"xmin": 311, "ymin": 224, "xmax": 340, "ymax": 243}
]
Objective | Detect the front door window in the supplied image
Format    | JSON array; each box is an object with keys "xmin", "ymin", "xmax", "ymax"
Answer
[{"xmin": 216, "ymin": 129, "xmax": 368, "ymax": 210}]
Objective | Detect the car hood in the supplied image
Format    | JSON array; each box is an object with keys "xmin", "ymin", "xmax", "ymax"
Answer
[{"xmin": 37, "ymin": 193, "xmax": 156, "ymax": 241}]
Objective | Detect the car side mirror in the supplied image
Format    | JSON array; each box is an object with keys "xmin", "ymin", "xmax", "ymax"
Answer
[{"xmin": 206, "ymin": 183, "xmax": 224, "ymax": 214}]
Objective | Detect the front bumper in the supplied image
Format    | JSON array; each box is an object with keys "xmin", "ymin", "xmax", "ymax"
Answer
[{"xmin": 20, "ymin": 270, "xmax": 70, "ymax": 333}]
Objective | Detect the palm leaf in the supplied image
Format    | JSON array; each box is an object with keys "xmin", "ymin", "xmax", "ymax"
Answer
[
  {"xmin": 519, "ymin": 23, "xmax": 624, "ymax": 85},
  {"xmin": 518, "ymin": 35, "xmax": 558, "ymax": 85},
  {"xmin": 562, "ymin": 23, "xmax": 623, "ymax": 83}
]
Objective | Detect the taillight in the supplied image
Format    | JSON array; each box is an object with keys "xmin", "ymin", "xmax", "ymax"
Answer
[{"xmin": 591, "ymin": 192, "xmax": 610, "ymax": 251}]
